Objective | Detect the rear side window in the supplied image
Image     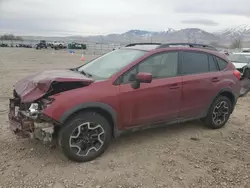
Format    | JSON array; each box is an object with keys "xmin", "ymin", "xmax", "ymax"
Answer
[
  {"xmin": 181, "ymin": 52, "xmax": 209, "ymax": 75},
  {"xmin": 208, "ymin": 55, "xmax": 218, "ymax": 72},
  {"xmin": 215, "ymin": 57, "xmax": 228, "ymax": 70}
]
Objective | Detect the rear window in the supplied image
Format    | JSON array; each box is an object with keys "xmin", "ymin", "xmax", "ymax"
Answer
[{"xmin": 215, "ymin": 57, "xmax": 228, "ymax": 70}]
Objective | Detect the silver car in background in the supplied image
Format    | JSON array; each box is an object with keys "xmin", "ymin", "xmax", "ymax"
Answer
[{"xmin": 229, "ymin": 53, "xmax": 250, "ymax": 79}]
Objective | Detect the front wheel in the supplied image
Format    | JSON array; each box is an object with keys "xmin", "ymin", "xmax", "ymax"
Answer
[
  {"xmin": 202, "ymin": 96, "xmax": 232, "ymax": 129},
  {"xmin": 58, "ymin": 112, "xmax": 112, "ymax": 162}
]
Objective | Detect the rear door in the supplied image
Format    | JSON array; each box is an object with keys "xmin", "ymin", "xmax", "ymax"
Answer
[{"xmin": 179, "ymin": 51, "xmax": 222, "ymax": 119}]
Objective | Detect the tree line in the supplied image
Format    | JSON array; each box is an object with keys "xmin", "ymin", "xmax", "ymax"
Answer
[
  {"xmin": 210, "ymin": 36, "xmax": 245, "ymax": 49},
  {"xmin": 0, "ymin": 34, "xmax": 23, "ymax": 41}
]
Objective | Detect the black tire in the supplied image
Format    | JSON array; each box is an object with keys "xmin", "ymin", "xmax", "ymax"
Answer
[
  {"xmin": 202, "ymin": 96, "xmax": 232, "ymax": 129},
  {"xmin": 58, "ymin": 111, "xmax": 112, "ymax": 162}
]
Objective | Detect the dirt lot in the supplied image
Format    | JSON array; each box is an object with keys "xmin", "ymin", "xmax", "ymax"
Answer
[{"xmin": 0, "ymin": 48, "xmax": 250, "ymax": 188}]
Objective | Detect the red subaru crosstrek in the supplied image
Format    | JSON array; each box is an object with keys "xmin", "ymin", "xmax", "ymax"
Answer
[{"xmin": 8, "ymin": 43, "xmax": 241, "ymax": 162}]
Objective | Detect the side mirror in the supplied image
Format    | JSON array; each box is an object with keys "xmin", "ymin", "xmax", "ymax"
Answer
[
  {"xmin": 131, "ymin": 72, "xmax": 152, "ymax": 89},
  {"xmin": 136, "ymin": 72, "xmax": 152, "ymax": 83}
]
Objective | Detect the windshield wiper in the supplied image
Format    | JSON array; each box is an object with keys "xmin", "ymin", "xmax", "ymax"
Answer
[
  {"xmin": 71, "ymin": 68, "xmax": 93, "ymax": 78},
  {"xmin": 79, "ymin": 70, "xmax": 92, "ymax": 77}
]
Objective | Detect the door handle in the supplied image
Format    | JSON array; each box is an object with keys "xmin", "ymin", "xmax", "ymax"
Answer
[
  {"xmin": 169, "ymin": 83, "xmax": 180, "ymax": 89},
  {"xmin": 211, "ymin": 77, "xmax": 220, "ymax": 82}
]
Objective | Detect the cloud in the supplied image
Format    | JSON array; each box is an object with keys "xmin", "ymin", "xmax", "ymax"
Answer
[
  {"xmin": 181, "ymin": 19, "xmax": 219, "ymax": 26},
  {"xmin": 0, "ymin": 0, "xmax": 171, "ymax": 35},
  {"xmin": 174, "ymin": 0, "xmax": 250, "ymax": 17},
  {"xmin": 0, "ymin": 0, "xmax": 250, "ymax": 36}
]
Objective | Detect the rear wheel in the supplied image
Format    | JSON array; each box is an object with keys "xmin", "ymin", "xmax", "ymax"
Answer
[
  {"xmin": 202, "ymin": 96, "xmax": 232, "ymax": 129},
  {"xmin": 58, "ymin": 112, "xmax": 112, "ymax": 162}
]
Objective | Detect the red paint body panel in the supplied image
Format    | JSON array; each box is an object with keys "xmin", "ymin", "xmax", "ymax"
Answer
[
  {"xmin": 42, "ymin": 80, "xmax": 122, "ymax": 127},
  {"xmin": 118, "ymin": 76, "xmax": 182, "ymax": 127},
  {"xmin": 180, "ymin": 71, "xmax": 223, "ymax": 118},
  {"xmin": 14, "ymin": 70, "xmax": 93, "ymax": 102}
]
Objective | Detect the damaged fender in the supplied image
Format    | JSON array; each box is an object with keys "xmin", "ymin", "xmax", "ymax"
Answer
[{"xmin": 14, "ymin": 69, "xmax": 93, "ymax": 102}]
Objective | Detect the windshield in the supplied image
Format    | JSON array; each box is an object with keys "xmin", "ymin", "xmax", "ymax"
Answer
[
  {"xmin": 228, "ymin": 54, "xmax": 250, "ymax": 63},
  {"xmin": 77, "ymin": 49, "xmax": 146, "ymax": 79}
]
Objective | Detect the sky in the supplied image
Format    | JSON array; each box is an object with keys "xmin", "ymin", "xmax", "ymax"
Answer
[{"xmin": 0, "ymin": 0, "xmax": 250, "ymax": 36}]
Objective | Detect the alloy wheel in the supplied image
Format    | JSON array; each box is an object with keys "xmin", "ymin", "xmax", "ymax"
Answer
[
  {"xmin": 69, "ymin": 122, "xmax": 105, "ymax": 156},
  {"xmin": 212, "ymin": 101, "xmax": 230, "ymax": 126}
]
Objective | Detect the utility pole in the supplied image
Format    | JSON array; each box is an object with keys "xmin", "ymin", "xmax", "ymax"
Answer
[{"xmin": 101, "ymin": 36, "xmax": 103, "ymax": 55}]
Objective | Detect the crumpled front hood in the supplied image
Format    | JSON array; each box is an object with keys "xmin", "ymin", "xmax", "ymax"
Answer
[
  {"xmin": 232, "ymin": 62, "xmax": 248, "ymax": 69},
  {"xmin": 14, "ymin": 69, "xmax": 93, "ymax": 102}
]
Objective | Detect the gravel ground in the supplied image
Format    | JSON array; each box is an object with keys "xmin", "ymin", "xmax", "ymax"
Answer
[{"xmin": 0, "ymin": 48, "xmax": 250, "ymax": 188}]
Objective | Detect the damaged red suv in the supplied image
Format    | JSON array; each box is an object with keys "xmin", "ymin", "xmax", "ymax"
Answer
[{"xmin": 9, "ymin": 43, "xmax": 241, "ymax": 162}]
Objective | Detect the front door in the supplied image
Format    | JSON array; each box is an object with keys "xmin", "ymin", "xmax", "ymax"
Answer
[{"xmin": 117, "ymin": 51, "xmax": 182, "ymax": 128}]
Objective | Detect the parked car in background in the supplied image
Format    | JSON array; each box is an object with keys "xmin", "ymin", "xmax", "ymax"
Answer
[
  {"xmin": 68, "ymin": 42, "xmax": 87, "ymax": 50},
  {"xmin": 241, "ymin": 48, "xmax": 250, "ymax": 53},
  {"xmin": 51, "ymin": 41, "xmax": 67, "ymax": 50},
  {"xmin": 229, "ymin": 53, "xmax": 250, "ymax": 79},
  {"xmin": 0, "ymin": 43, "xmax": 8, "ymax": 47},
  {"xmin": 8, "ymin": 43, "xmax": 242, "ymax": 162},
  {"xmin": 35, "ymin": 40, "xmax": 47, "ymax": 49},
  {"xmin": 237, "ymin": 51, "xmax": 250, "ymax": 59},
  {"xmin": 46, "ymin": 42, "xmax": 53, "ymax": 48},
  {"xmin": 16, "ymin": 44, "xmax": 32, "ymax": 48}
]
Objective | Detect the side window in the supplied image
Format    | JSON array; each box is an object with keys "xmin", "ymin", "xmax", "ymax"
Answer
[
  {"xmin": 208, "ymin": 55, "xmax": 218, "ymax": 72},
  {"xmin": 215, "ymin": 57, "xmax": 228, "ymax": 70},
  {"xmin": 121, "ymin": 52, "xmax": 178, "ymax": 84},
  {"xmin": 181, "ymin": 52, "xmax": 209, "ymax": 75},
  {"xmin": 122, "ymin": 67, "xmax": 137, "ymax": 83},
  {"xmin": 138, "ymin": 52, "xmax": 178, "ymax": 79},
  {"xmin": 154, "ymin": 52, "xmax": 178, "ymax": 78},
  {"xmin": 138, "ymin": 53, "xmax": 163, "ymax": 73}
]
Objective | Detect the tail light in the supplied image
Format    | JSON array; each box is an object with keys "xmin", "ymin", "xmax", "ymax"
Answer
[{"xmin": 233, "ymin": 70, "xmax": 241, "ymax": 80}]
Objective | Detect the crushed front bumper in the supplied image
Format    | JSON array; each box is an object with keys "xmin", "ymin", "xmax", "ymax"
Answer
[
  {"xmin": 8, "ymin": 98, "xmax": 55, "ymax": 145},
  {"xmin": 8, "ymin": 98, "xmax": 34, "ymax": 137}
]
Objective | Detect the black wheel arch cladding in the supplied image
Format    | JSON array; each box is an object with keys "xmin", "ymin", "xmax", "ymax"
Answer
[
  {"xmin": 59, "ymin": 102, "xmax": 119, "ymax": 137},
  {"xmin": 210, "ymin": 88, "xmax": 236, "ymax": 113}
]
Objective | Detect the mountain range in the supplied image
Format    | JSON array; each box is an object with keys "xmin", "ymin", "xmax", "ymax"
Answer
[{"xmin": 22, "ymin": 25, "xmax": 250, "ymax": 46}]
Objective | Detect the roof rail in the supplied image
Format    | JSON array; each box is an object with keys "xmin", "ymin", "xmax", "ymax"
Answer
[
  {"xmin": 156, "ymin": 43, "xmax": 218, "ymax": 51},
  {"xmin": 125, "ymin": 42, "xmax": 162, "ymax": 47}
]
